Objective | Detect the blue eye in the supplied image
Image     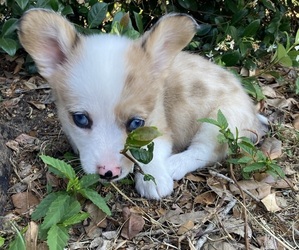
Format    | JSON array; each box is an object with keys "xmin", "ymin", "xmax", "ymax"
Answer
[
  {"xmin": 126, "ymin": 117, "xmax": 145, "ymax": 132},
  {"xmin": 72, "ymin": 112, "xmax": 92, "ymax": 129}
]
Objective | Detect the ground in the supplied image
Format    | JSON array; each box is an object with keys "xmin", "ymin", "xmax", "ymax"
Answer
[{"xmin": 0, "ymin": 53, "xmax": 298, "ymax": 250}]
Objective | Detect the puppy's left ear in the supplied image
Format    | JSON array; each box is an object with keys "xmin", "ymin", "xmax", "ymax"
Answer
[{"xmin": 140, "ymin": 14, "xmax": 198, "ymax": 73}]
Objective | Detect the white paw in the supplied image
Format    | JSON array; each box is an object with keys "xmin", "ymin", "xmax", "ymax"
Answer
[
  {"xmin": 167, "ymin": 154, "xmax": 189, "ymax": 181},
  {"xmin": 134, "ymin": 172, "xmax": 174, "ymax": 199}
]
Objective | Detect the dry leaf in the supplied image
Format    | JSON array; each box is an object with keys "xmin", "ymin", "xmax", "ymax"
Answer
[
  {"xmin": 261, "ymin": 193, "xmax": 281, "ymax": 212},
  {"xmin": 25, "ymin": 221, "xmax": 38, "ymax": 250},
  {"xmin": 164, "ymin": 211, "xmax": 207, "ymax": 225},
  {"xmin": 186, "ymin": 174, "xmax": 205, "ymax": 182},
  {"xmin": 2, "ymin": 95, "xmax": 23, "ymax": 108},
  {"xmin": 15, "ymin": 133, "xmax": 39, "ymax": 146},
  {"xmin": 84, "ymin": 203, "xmax": 107, "ymax": 238},
  {"xmin": 266, "ymin": 97, "xmax": 296, "ymax": 110},
  {"xmin": 11, "ymin": 192, "xmax": 39, "ymax": 214},
  {"xmin": 28, "ymin": 100, "xmax": 46, "ymax": 110},
  {"xmin": 293, "ymin": 116, "xmax": 299, "ymax": 130},
  {"xmin": 222, "ymin": 217, "xmax": 252, "ymax": 238},
  {"xmin": 229, "ymin": 180, "xmax": 271, "ymax": 199},
  {"xmin": 262, "ymin": 86, "xmax": 277, "ymax": 98},
  {"xmin": 260, "ymin": 137, "xmax": 282, "ymax": 159},
  {"xmin": 177, "ymin": 220, "xmax": 194, "ymax": 235},
  {"xmin": 203, "ymin": 241, "xmax": 237, "ymax": 250},
  {"xmin": 194, "ymin": 191, "xmax": 216, "ymax": 205},
  {"xmin": 257, "ymin": 236, "xmax": 285, "ymax": 250},
  {"xmin": 6, "ymin": 140, "xmax": 19, "ymax": 152},
  {"xmin": 121, "ymin": 207, "xmax": 145, "ymax": 239},
  {"xmin": 207, "ymin": 178, "xmax": 234, "ymax": 201}
]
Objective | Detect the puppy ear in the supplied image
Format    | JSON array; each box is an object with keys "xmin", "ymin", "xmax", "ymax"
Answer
[
  {"xmin": 18, "ymin": 9, "xmax": 78, "ymax": 78},
  {"xmin": 140, "ymin": 14, "xmax": 198, "ymax": 73}
]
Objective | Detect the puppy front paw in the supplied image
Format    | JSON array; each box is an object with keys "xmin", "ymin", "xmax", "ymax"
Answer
[
  {"xmin": 134, "ymin": 172, "xmax": 174, "ymax": 199},
  {"xmin": 167, "ymin": 154, "xmax": 188, "ymax": 181}
]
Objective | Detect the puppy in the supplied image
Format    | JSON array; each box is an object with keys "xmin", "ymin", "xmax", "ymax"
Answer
[{"xmin": 18, "ymin": 9, "xmax": 263, "ymax": 199}]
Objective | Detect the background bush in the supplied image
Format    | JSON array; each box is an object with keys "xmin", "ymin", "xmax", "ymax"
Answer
[{"xmin": 0, "ymin": 0, "xmax": 299, "ymax": 69}]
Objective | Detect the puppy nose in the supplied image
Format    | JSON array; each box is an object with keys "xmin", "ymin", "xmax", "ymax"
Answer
[{"xmin": 98, "ymin": 166, "xmax": 121, "ymax": 180}]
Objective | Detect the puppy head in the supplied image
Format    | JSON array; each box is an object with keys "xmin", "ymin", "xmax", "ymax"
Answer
[{"xmin": 18, "ymin": 9, "xmax": 197, "ymax": 181}]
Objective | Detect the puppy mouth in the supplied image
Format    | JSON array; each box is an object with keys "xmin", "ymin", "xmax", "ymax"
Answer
[{"xmin": 99, "ymin": 170, "xmax": 119, "ymax": 181}]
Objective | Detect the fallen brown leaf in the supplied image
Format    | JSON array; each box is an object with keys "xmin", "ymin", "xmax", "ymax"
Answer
[
  {"xmin": 194, "ymin": 191, "xmax": 216, "ymax": 205},
  {"xmin": 261, "ymin": 193, "xmax": 281, "ymax": 212},
  {"xmin": 121, "ymin": 207, "xmax": 145, "ymax": 240},
  {"xmin": 177, "ymin": 220, "xmax": 194, "ymax": 235},
  {"xmin": 260, "ymin": 137, "xmax": 282, "ymax": 159},
  {"xmin": 11, "ymin": 192, "xmax": 39, "ymax": 214},
  {"xmin": 293, "ymin": 116, "xmax": 299, "ymax": 130},
  {"xmin": 25, "ymin": 221, "xmax": 38, "ymax": 250},
  {"xmin": 185, "ymin": 173, "xmax": 205, "ymax": 182},
  {"xmin": 229, "ymin": 180, "xmax": 271, "ymax": 199}
]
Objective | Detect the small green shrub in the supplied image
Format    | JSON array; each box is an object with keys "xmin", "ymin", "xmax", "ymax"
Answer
[
  {"xmin": 31, "ymin": 155, "xmax": 110, "ymax": 250},
  {"xmin": 200, "ymin": 110, "xmax": 285, "ymax": 179}
]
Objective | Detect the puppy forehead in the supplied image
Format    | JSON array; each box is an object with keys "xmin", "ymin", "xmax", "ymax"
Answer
[{"xmin": 65, "ymin": 34, "xmax": 132, "ymax": 112}]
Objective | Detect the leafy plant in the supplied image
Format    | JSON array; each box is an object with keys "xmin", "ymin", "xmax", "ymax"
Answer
[
  {"xmin": 31, "ymin": 155, "xmax": 111, "ymax": 250},
  {"xmin": 120, "ymin": 126, "xmax": 162, "ymax": 184},
  {"xmin": 199, "ymin": 110, "xmax": 285, "ymax": 179}
]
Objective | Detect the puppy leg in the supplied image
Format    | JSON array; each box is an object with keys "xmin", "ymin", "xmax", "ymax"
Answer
[
  {"xmin": 134, "ymin": 138, "xmax": 174, "ymax": 199},
  {"xmin": 167, "ymin": 123, "xmax": 226, "ymax": 180}
]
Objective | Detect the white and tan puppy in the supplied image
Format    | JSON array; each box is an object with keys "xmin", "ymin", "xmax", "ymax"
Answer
[{"xmin": 18, "ymin": 9, "xmax": 263, "ymax": 199}]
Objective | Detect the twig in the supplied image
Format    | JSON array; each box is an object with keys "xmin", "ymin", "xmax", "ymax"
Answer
[
  {"xmin": 229, "ymin": 164, "xmax": 249, "ymax": 250},
  {"xmin": 120, "ymin": 150, "xmax": 145, "ymax": 175},
  {"xmin": 195, "ymin": 199, "xmax": 237, "ymax": 249}
]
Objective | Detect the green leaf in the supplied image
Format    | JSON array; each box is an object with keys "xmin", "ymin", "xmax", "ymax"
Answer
[
  {"xmin": 143, "ymin": 174, "xmax": 156, "ymax": 185},
  {"xmin": 221, "ymin": 51, "xmax": 240, "ymax": 66},
  {"xmin": 262, "ymin": 0, "xmax": 275, "ymax": 11},
  {"xmin": 242, "ymin": 78, "xmax": 265, "ymax": 101},
  {"xmin": 133, "ymin": 11, "xmax": 144, "ymax": 34},
  {"xmin": 62, "ymin": 212, "xmax": 89, "ymax": 227},
  {"xmin": 279, "ymin": 55, "xmax": 293, "ymax": 67},
  {"xmin": 66, "ymin": 177, "xmax": 80, "ymax": 192},
  {"xmin": 41, "ymin": 193, "xmax": 70, "ymax": 230},
  {"xmin": 47, "ymin": 224, "xmax": 69, "ymax": 250},
  {"xmin": 9, "ymin": 234, "xmax": 26, "ymax": 250},
  {"xmin": 295, "ymin": 29, "xmax": 299, "ymax": 45},
  {"xmin": 231, "ymin": 9, "xmax": 248, "ymax": 25},
  {"xmin": 61, "ymin": 196, "xmax": 81, "ymax": 221},
  {"xmin": 61, "ymin": 5, "xmax": 74, "ymax": 16},
  {"xmin": 1, "ymin": 18, "xmax": 18, "ymax": 37},
  {"xmin": 129, "ymin": 143, "xmax": 154, "ymax": 164},
  {"xmin": 217, "ymin": 110, "xmax": 229, "ymax": 129},
  {"xmin": 238, "ymin": 141, "xmax": 256, "ymax": 155},
  {"xmin": 124, "ymin": 29, "xmax": 140, "ymax": 39},
  {"xmin": 79, "ymin": 188, "xmax": 111, "ymax": 216},
  {"xmin": 242, "ymin": 162, "xmax": 265, "ymax": 173},
  {"xmin": 15, "ymin": 0, "xmax": 29, "ymax": 10},
  {"xmin": 31, "ymin": 192, "xmax": 64, "ymax": 220},
  {"xmin": 79, "ymin": 174, "xmax": 100, "ymax": 189},
  {"xmin": 269, "ymin": 163, "xmax": 285, "ymax": 178},
  {"xmin": 276, "ymin": 43, "xmax": 287, "ymax": 60},
  {"xmin": 0, "ymin": 236, "xmax": 4, "ymax": 247},
  {"xmin": 0, "ymin": 38, "xmax": 17, "ymax": 56},
  {"xmin": 197, "ymin": 24, "xmax": 212, "ymax": 36},
  {"xmin": 40, "ymin": 155, "xmax": 76, "ymax": 180},
  {"xmin": 295, "ymin": 77, "xmax": 299, "ymax": 95},
  {"xmin": 177, "ymin": 0, "xmax": 198, "ymax": 10},
  {"xmin": 125, "ymin": 127, "xmax": 162, "ymax": 148},
  {"xmin": 243, "ymin": 20, "xmax": 260, "ymax": 37},
  {"xmin": 88, "ymin": 2, "xmax": 108, "ymax": 28}
]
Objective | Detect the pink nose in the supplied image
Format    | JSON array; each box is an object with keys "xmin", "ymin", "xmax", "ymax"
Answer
[{"xmin": 98, "ymin": 166, "xmax": 121, "ymax": 180}]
